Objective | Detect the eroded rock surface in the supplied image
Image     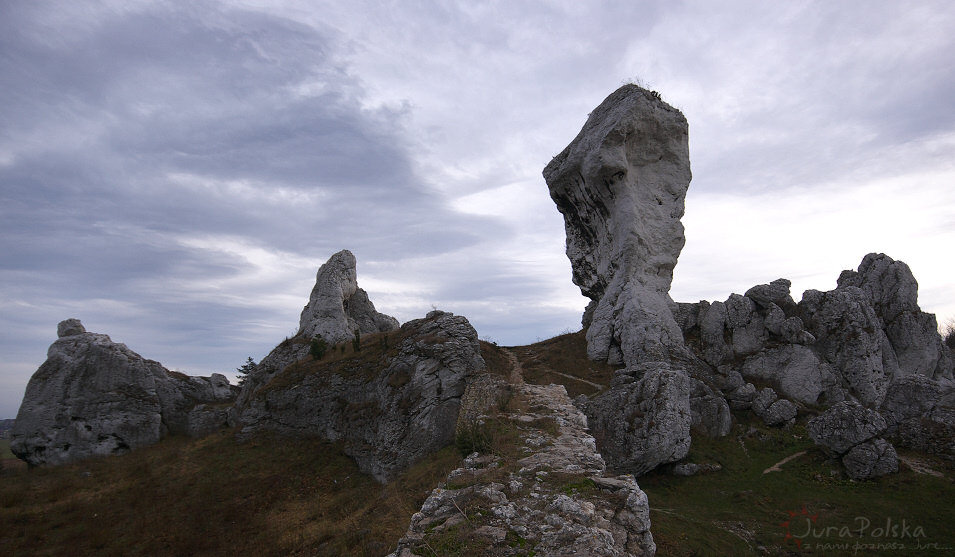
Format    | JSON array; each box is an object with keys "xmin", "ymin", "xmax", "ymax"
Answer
[
  {"xmin": 807, "ymin": 401, "xmax": 898, "ymax": 480},
  {"xmin": 585, "ymin": 362, "xmax": 692, "ymax": 476},
  {"xmin": 234, "ymin": 311, "xmax": 484, "ymax": 483},
  {"xmin": 298, "ymin": 249, "xmax": 399, "ymax": 344},
  {"xmin": 391, "ymin": 363, "xmax": 655, "ymax": 556},
  {"xmin": 11, "ymin": 320, "xmax": 237, "ymax": 466},
  {"xmin": 880, "ymin": 375, "xmax": 955, "ymax": 461},
  {"xmin": 544, "ymin": 84, "xmax": 691, "ymax": 367},
  {"xmin": 232, "ymin": 249, "xmax": 400, "ymax": 412},
  {"xmin": 676, "ymin": 254, "xmax": 953, "ymax": 409}
]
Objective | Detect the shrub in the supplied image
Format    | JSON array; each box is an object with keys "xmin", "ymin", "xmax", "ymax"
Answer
[
  {"xmin": 310, "ymin": 337, "xmax": 328, "ymax": 360},
  {"xmin": 944, "ymin": 318, "xmax": 955, "ymax": 350},
  {"xmin": 352, "ymin": 330, "xmax": 361, "ymax": 352}
]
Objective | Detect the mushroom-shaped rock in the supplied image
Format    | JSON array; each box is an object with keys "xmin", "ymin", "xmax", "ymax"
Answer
[{"xmin": 544, "ymin": 84, "xmax": 691, "ymax": 366}]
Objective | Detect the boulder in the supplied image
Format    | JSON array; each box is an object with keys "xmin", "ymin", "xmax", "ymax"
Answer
[
  {"xmin": 841, "ymin": 438, "xmax": 899, "ymax": 480},
  {"xmin": 745, "ymin": 279, "xmax": 796, "ymax": 311},
  {"xmin": 543, "ymin": 84, "xmax": 692, "ymax": 366},
  {"xmin": 11, "ymin": 320, "xmax": 237, "ymax": 466},
  {"xmin": 234, "ymin": 311, "xmax": 485, "ymax": 483},
  {"xmin": 807, "ymin": 400, "xmax": 898, "ymax": 479},
  {"xmin": 298, "ymin": 249, "xmax": 400, "ymax": 345},
  {"xmin": 751, "ymin": 387, "xmax": 778, "ymax": 417},
  {"xmin": 586, "ymin": 362, "xmax": 692, "ymax": 476},
  {"xmin": 740, "ymin": 345, "xmax": 843, "ymax": 406},
  {"xmin": 806, "ymin": 400, "xmax": 886, "ymax": 457},
  {"xmin": 762, "ymin": 400, "xmax": 798, "ymax": 427}
]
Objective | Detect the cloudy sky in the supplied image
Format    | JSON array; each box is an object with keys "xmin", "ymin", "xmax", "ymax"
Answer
[{"xmin": 2, "ymin": 0, "xmax": 954, "ymax": 418}]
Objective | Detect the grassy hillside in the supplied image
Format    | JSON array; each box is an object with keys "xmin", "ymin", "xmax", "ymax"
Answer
[
  {"xmin": 0, "ymin": 439, "xmax": 13, "ymax": 460},
  {"xmin": 2, "ymin": 331, "xmax": 953, "ymax": 556},
  {"xmin": 0, "ymin": 430, "xmax": 461, "ymax": 556}
]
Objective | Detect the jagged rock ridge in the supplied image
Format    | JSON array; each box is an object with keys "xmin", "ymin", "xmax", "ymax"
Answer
[
  {"xmin": 391, "ymin": 357, "xmax": 655, "ymax": 556},
  {"xmin": 234, "ymin": 310, "xmax": 485, "ymax": 483}
]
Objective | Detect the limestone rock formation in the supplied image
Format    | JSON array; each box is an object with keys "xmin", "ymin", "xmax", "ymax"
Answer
[
  {"xmin": 392, "ymin": 379, "xmax": 655, "ymax": 556},
  {"xmin": 233, "ymin": 311, "xmax": 485, "ymax": 483},
  {"xmin": 231, "ymin": 249, "xmax": 400, "ymax": 413},
  {"xmin": 298, "ymin": 249, "xmax": 400, "ymax": 344},
  {"xmin": 585, "ymin": 362, "xmax": 692, "ymax": 476},
  {"xmin": 880, "ymin": 375, "xmax": 955, "ymax": 461},
  {"xmin": 807, "ymin": 401, "xmax": 898, "ymax": 480},
  {"xmin": 837, "ymin": 253, "xmax": 952, "ymax": 381},
  {"xmin": 544, "ymin": 84, "xmax": 692, "ymax": 366},
  {"xmin": 11, "ymin": 320, "xmax": 237, "ymax": 466},
  {"xmin": 675, "ymin": 254, "xmax": 953, "ymax": 411}
]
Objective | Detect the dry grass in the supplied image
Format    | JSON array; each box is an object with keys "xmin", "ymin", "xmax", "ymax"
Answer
[
  {"xmin": 0, "ymin": 431, "xmax": 461, "ymax": 556},
  {"xmin": 509, "ymin": 330, "xmax": 618, "ymax": 397}
]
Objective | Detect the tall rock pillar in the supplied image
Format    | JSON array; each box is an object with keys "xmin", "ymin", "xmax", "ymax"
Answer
[{"xmin": 544, "ymin": 84, "xmax": 692, "ymax": 366}]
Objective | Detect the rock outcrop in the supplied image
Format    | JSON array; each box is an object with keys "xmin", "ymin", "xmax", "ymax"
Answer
[
  {"xmin": 11, "ymin": 319, "xmax": 237, "ymax": 466},
  {"xmin": 298, "ymin": 249, "xmax": 400, "ymax": 344},
  {"xmin": 233, "ymin": 311, "xmax": 485, "ymax": 483},
  {"xmin": 392, "ymin": 368, "xmax": 655, "ymax": 556},
  {"xmin": 586, "ymin": 362, "xmax": 692, "ymax": 476},
  {"xmin": 675, "ymin": 254, "xmax": 953, "ymax": 409},
  {"xmin": 880, "ymin": 374, "xmax": 955, "ymax": 461},
  {"xmin": 544, "ymin": 84, "xmax": 692, "ymax": 367},
  {"xmin": 807, "ymin": 401, "xmax": 898, "ymax": 480},
  {"xmin": 231, "ymin": 249, "xmax": 401, "ymax": 412}
]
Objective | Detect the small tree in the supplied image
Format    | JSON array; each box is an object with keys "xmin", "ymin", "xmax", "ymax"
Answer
[
  {"xmin": 310, "ymin": 336, "xmax": 328, "ymax": 360},
  {"xmin": 352, "ymin": 330, "xmax": 361, "ymax": 352},
  {"xmin": 236, "ymin": 357, "xmax": 256, "ymax": 386},
  {"xmin": 943, "ymin": 318, "xmax": 955, "ymax": 351}
]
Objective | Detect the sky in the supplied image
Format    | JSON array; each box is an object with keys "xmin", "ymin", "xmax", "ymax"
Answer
[{"xmin": 2, "ymin": 0, "xmax": 954, "ymax": 418}]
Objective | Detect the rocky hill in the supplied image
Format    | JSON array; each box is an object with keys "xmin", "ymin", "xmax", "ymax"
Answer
[{"xmin": 6, "ymin": 84, "xmax": 955, "ymax": 556}]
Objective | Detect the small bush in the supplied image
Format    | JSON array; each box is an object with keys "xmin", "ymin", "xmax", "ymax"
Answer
[
  {"xmin": 352, "ymin": 330, "xmax": 361, "ymax": 352},
  {"xmin": 943, "ymin": 318, "xmax": 955, "ymax": 350},
  {"xmin": 310, "ymin": 337, "xmax": 327, "ymax": 360}
]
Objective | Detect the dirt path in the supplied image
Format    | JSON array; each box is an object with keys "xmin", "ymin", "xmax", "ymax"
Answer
[
  {"xmin": 509, "ymin": 350, "xmax": 604, "ymax": 391},
  {"xmin": 500, "ymin": 348, "xmax": 525, "ymax": 386},
  {"xmin": 762, "ymin": 451, "xmax": 807, "ymax": 474}
]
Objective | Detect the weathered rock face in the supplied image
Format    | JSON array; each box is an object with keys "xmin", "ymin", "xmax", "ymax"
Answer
[
  {"xmin": 11, "ymin": 320, "xmax": 237, "ymax": 466},
  {"xmin": 880, "ymin": 374, "xmax": 955, "ymax": 461},
  {"xmin": 231, "ymin": 249, "xmax": 400, "ymax": 414},
  {"xmin": 807, "ymin": 401, "xmax": 898, "ymax": 480},
  {"xmin": 234, "ymin": 311, "xmax": 485, "ymax": 483},
  {"xmin": 298, "ymin": 249, "xmax": 400, "ymax": 345},
  {"xmin": 392, "ymin": 378, "xmax": 655, "ymax": 556},
  {"xmin": 675, "ymin": 253, "xmax": 953, "ymax": 409},
  {"xmin": 544, "ymin": 84, "xmax": 691, "ymax": 366},
  {"xmin": 837, "ymin": 253, "xmax": 953, "ymax": 382},
  {"xmin": 586, "ymin": 362, "xmax": 692, "ymax": 476}
]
